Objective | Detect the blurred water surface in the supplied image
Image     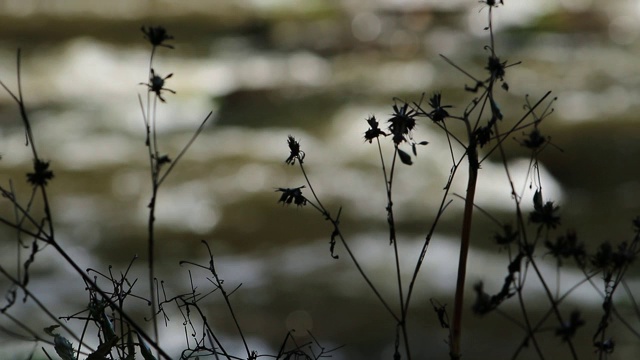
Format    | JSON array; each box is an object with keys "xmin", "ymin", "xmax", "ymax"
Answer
[{"xmin": 1, "ymin": 1, "xmax": 640, "ymax": 359}]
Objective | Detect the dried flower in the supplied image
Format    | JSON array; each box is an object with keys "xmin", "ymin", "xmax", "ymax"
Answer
[
  {"xmin": 523, "ymin": 128, "xmax": 546, "ymax": 150},
  {"xmin": 27, "ymin": 159, "xmax": 54, "ymax": 187},
  {"xmin": 285, "ymin": 135, "xmax": 305, "ymax": 165},
  {"xmin": 529, "ymin": 191, "xmax": 561, "ymax": 229},
  {"xmin": 387, "ymin": 102, "xmax": 417, "ymax": 144},
  {"xmin": 593, "ymin": 241, "xmax": 637, "ymax": 273},
  {"xmin": 276, "ymin": 186, "xmax": 307, "ymax": 207},
  {"xmin": 545, "ymin": 230, "xmax": 586, "ymax": 266},
  {"xmin": 487, "ymin": 55, "xmax": 507, "ymax": 82},
  {"xmin": 141, "ymin": 69, "xmax": 175, "ymax": 102},
  {"xmin": 472, "ymin": 282, "xmax": 493, "ymax": 315},
  {"xmin": 481, "ymin": 0, "xmax": 503, "ymax": 8},
  {"xmin": 156, "ymin": 154, "xmax": 172, "ymax": 169},
  {"xmin": 593, "ymin": 338, "xmax": 615, "ymax": 354},
  {"xmin": 494, "ymin": 223, "xmax": 519, "ymax": 246},
  {"xmin": 474, "ymin": 125, "xmax": 494, "ymax": 147},
  {"xmin": 591, "ymin": 242, "xmax": 614, "ymax": 271},
  {"xmin": 555, "ymin": 310, "xmax": 584, "ymax": 342},
  {"xmin": 141, "ymin": 26, "xmax": 174, "ymax": 49},
  {"xmin": 363, "ymin": 116, "xmax": 387, "ymax": 143},
  {"xmin": 426, "ymin": 92, "xmax": 451, "ymax": 123}
]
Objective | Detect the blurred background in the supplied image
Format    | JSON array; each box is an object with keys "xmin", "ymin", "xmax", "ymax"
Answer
[{"xmin": 0, "ymin": 0, "xmax": 639, "ymax": 359}]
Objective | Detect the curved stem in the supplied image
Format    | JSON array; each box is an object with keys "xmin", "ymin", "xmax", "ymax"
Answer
[{"xmin": 298, "ymin": 162, "xmax": 399, "ymax": 322}]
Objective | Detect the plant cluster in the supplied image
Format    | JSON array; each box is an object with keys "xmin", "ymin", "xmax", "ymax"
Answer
[
  {"xmin": 277, "ymin": 3, "xmax": 639, "ymax": 360},
  {"xmin": 0, "ymin": 26, "xmax": 333, "ymax": 360}
]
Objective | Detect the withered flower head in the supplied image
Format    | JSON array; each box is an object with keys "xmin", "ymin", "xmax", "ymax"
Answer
[
  {"xmin": 276, "ymin": 186, "xmax": 307, "ymax": 207},
  {"xmin": 27, "ymin": 159, "xmax": 54, "ymax": 187},
  {"xmin": 285, "ymin": 135, "xmax": 305, "ymax": 165},
  {"xmin": 555, "ymin": 310, "xmax": 584, "ymax": 342},
  {"xmin": 363, "ymin": 116, "xmax": 387, "ymax": 143},
  {"xmin": 387, "ymin": 102, "xmax": 417, "ymax": 144},
  {"xmin": 141, "ymin": 26, "xmax": 174, "ymax": 49},
  {"xmin": 487, "ymin": 55, "xmax": 507, "ymax": 82},
  {"xmin": 545, "ymin": 230, "xmax": 585, "ymax": 266},
  {"xmin": 523, "ymin": 128, "xmax": 546, "ymax": 150},
  {"xmin": 141, "ymin": 69, "xmax": 176, "ymax": 103},
  {"xmin": 427, "ymin": 92, "xmax": 451, "ymax": 123},
  {"xmin": 529, "ymin": 190, "xmax": 561, "ymax": 229}
]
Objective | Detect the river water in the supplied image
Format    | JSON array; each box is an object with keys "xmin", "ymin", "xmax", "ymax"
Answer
[{"xmin": 1, "ymin": 1, "xmax": 639, "ymax": 359}]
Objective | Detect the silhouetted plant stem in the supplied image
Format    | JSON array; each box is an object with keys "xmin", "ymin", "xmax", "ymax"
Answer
[
  {"xmin": 0, "ymin": 265, "xmax": 87, "ymax": 349},
  {"xmin": 298, "ymin": 161, "xmax": 399, "ymax": 322},
  {"xmin": 51, "ymin": 241, "xmax": 171, "ymax": 358},
  {"xmin": 206, "ymin": 241, "xmax": 251, "ymax": 357},
  {"xmin": 492, "ymin": 123, "xmax": 545, "ymax": 359},
  {"xmin": 143, "ymin": 92, "xmax": 160, "ymax": 355},
  {"xmin": 0, "ymin": 312, "xmax": 56, "ymax": 349},
  {"xmin": 450, "ymin": 129, "xmax": 478, "ymax": 360},
  {"xmin": 147, "ymin": 182, "xmax": 159, "ymax": 351},
  {"xmin": 404, "ymin": 116, "xmax": 464, "ymax": 312},
  {"xmin": 176, "ymin": 296, "xmax": 234, "ymax": 359},
  {"xmin": 521, "ymin": 220, "xmax": 579, "ymax": 358},
  {"xmin": 142, "ymin": 50, "xmax": 163, "ymax": 355},
  {"xmin": 158, "ymin": 112, "xmax": 212, "ymax": 186},
  {"xmin": 493, "ymin": 119, "xmax": 579, "ymax": 359},
  {"xmin": 387, "ymin": 145, "xmax": 411, "ymax": 359},
  {"xmin": 0, "ymin": 49, "xmax": 173, "ymax": 360},
  {"xmin": 388, "ymin": 147, "xmax": 403, "ymax": 283},
  {"xmin": 622, "ymin": 281, "xmax": 640, "ymax": 321},
  {"xmin": 180, "ymin": 241, "xmax": 251, "ymax": 358}
]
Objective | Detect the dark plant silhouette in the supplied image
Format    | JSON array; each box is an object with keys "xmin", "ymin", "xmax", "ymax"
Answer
[
  {"xmin": 0, "ymin": 4, "xmax": 638, "ymax": 360},
  {"xmin": 0, "ymin": 23, "xmax": 341, "ymax": 360},
  {"xmin": 276, "ymin": 2, "xmax": 639, "ymax": 360},
  {"xmin": 141, "ymin": 69, "xmax": 175, "ymax": 103}
]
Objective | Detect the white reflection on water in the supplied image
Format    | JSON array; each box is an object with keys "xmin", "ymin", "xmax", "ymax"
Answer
[
  {"xmin": 352, "ymin": 12, "xmax": 382, "ymax": 42},
  {"xmin": 141, "ymin": 181, "xmax": 220, "ymax": 234},
  {"xmin": 609, "ymin": 15, "xmax": 639, "ymax": 46}
]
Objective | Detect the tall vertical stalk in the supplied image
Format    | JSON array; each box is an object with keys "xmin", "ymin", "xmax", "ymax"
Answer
[{"xmin": 450, "ymin": 128, "xmax": 479, "ymax": 359}]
